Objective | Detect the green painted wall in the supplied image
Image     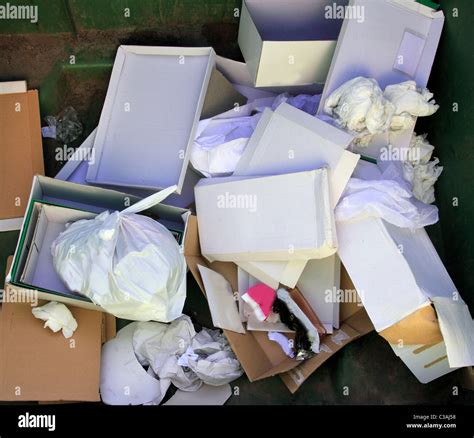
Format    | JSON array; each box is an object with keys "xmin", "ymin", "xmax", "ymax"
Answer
[{"xmin": 0, "ymin": 0, "xmax": 241, "ymax": 34}]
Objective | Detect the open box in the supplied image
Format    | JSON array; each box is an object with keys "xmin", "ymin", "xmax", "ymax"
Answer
[
  {"xmin": 238, "ymin": 0, "xmax": 347, "ymax": 87},
  {"xmin": 6, "ymin": 176, "xmax": 190, "ymax": 311},
  {"xmin": 184, "ymin": 215, "xmax": 373, "ymax": 392},
  {"xmin": 317, "ymin": 0, "xmax": 444, "ymax": 159},
  {"xmin": 55, "ymin": 66, "xmax": 245, "ymax": 209},
  {"xmin": 86, "ymin": 46, "xmax": 215, "ymax": 194}
]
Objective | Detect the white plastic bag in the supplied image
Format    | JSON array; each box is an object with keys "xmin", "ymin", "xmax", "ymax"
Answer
[
  {"xmin": 51, "ymin": 186, "xmax": 187, "ymax": 322},
  {"xmin": 335, "ymin": 178, "xmax": 439, "ymax": 228}
]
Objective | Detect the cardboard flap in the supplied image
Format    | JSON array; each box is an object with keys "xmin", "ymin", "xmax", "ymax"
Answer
[{"xmin": 379, "ymin": 305, "xmax": 442, "ymax": 345}]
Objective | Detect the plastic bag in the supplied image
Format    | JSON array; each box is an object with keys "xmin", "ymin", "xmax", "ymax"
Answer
[
  {"xmin": 335, "ymin": 177, "xmax": 439, "ymax": 228},
  {"xmin": 51, "ymin": 186, "xmax": 186, "ymax": 322},
  {"xmin": 42, "ymin": 106, "xmax": 83, "ymax": 144}
]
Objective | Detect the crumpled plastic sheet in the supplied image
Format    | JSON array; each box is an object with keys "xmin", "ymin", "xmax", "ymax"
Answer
[
  {"xmin": 190, "ymin": 93, "xmax": 321, "ymax": 177},
  {"xmin": 42, "ymin": 106, "xmax": 83, "ymax": 144},
  {"xmin": 100, "ymin": 315, "xmax": 243, "ymax": 405},
  {"xmin": 31, "ymin": 301, "xmax": 78, "ymax": 339},
  {"xmin": 323, "ymin": 77, "xmax": 439, "ymax": 145},
  {"xmin": 335, "ymin": 177, "xmax": 439, "ymax": 228}
]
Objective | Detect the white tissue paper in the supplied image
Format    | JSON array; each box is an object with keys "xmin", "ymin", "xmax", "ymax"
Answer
[
  {"xmin": 401, "ymin": 134, "xmax": 443, "ymax": 204},
  {"xmin": 183, "ymin": 328, "xmax": 243, "ymax": 386},
  {"xmin": 323, "ymin": 77, "xmax": 439, "ymax": 146},
  {"xmin": 32, "ymin": 302, "xmax": 78, "ymax": 339},
  {"xmin": 51, "ymin": 187, "xmax": 187, "ymax": 322},
  {"xmin": 335, "ymin": 177, "xmax": 439, "ymax": 228},
  {"xmin": 191, "ymin": 93, "xmax": 321, "ymax": 177},
  {"xmin": 406, "ymin": 133, "xmax": 435, "ymax": 165},
  {"xmin": 100, "ymin": 316, "xmax": 242, "ymax": 405},
  {"xmin": 323, "ymin": 77, "xmax": 394, "ymax": 136},
  {"xmin": 384, "ymin": 82, "xmax": 439, "ymax": 131}
]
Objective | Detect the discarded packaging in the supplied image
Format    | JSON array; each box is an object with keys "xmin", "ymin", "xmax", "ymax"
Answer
[{"xmin": 32, "ymin": 301, "xmax": 78, "ymax": 339}]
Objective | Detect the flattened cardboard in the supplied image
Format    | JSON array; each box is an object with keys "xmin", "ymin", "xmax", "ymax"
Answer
[
  {"xmin": 318, "ymin": 0, "xmax": 444, "ymax": 158},
  {"xmin": 86, "ymin": 46, "xmax": 215, "ymax": 193},
  {"xmin": 1, "ymin": 258, "xmax": 102, "ymax": 403},
  {"xmin": 0, "ymin": 90, "xmax": 44, "ymax": 231},
  {"xmin": 195, "ymin": 169, "xmax": 337, "ymax": 262},
  {"xmin": 0, "ymin": 300, "xmax": 103, "ymax": 402},
  {"xmin": 185, "ymin": 215, "xmax": 373, "ymax": 390},
  {"xmin": 238, "ymin": 0, "xmax": 346, "ymax": 87}
]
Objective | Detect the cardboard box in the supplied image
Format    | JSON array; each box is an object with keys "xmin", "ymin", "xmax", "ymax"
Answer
[
  {"xmin": 185, "ymin": 215, "xmax": 373, "ymax": 391},
  {"xmin": 6, "ymin": 176, "xmax": 190, "ymax": 311},
  {"xmin": 230, "ymin": 103, "xmax": 357, "ymax": 288},
  {"xmin": 195, "ymin": 169, "xmax": 337, "ymax": 262},
  {"xmin": 55, "ymin": 66, "xmax": 245, "ymax": 209},
  {"xmin": 86, "ymin": 46, "xmax": 215, "ymax": 193},
  {"xmin": 337, "ymin": 160, "xmax": 474, "ymax": 381},
  {"xmin": 0, "ymin": 258, "xmax": 114, "ymax": 402},
  {"xmin": 238, "ymin": 0, "xmax": 346, "ymax": 87},
  {"xmin": 235, "ymin": 103, "xmax": 358, "ymax": 205},
  {"xmin": 0, "ymin": 90, "xmax": 44, "ymax": 231},
  {"xmin": 318, "ymin": 0, "xmax": 444, "ymax": 158},
  {"xmin": 10, "ymin": 201, "xmax": 98, "ymax": 308}
]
